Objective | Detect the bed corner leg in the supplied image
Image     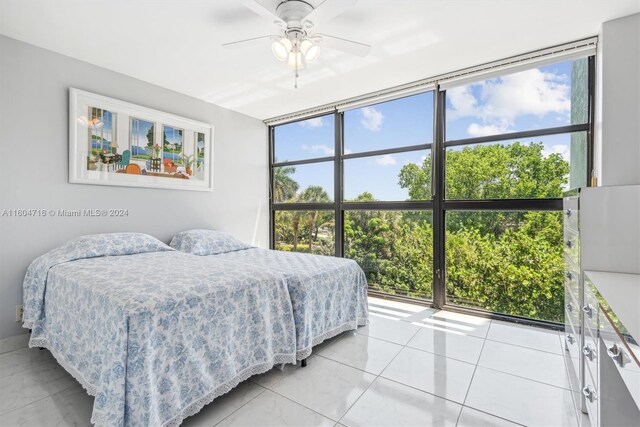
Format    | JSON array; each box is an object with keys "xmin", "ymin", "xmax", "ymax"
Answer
[{"xmin": 301, "ymin": 358, "xmax": 307, "ymax": 368}]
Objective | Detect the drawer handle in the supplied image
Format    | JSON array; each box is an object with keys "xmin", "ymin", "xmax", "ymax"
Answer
[
  {"xmin": 606, "ymin": 343, "xmax": 628, "ymax": 368},
  {"xmin": 583, "ymin": 304, "xmax": 594, "ymax": 319},
  {"xmin": 566, "ymin": 334, "xmax": 575, "ymax": 345},
  {"xmin": 566, "ymin": 302, "xmax": 574, "ymax": 312},
  {"xmin": 582, "ymin": 344, "xmax": 596, "ymax": 361},
  {"xmin": 566, "ymin": 271, "xmax": 574, "ymax": 281},
  {"xmin": 566, "ymin": 240, "xmax": 573, "ymax": 248},
  {"xmin": 582, "ymin": 386, "xmax": 597, "ymax": 403}
]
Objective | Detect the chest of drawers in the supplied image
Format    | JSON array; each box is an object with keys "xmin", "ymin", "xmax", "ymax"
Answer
[{"xmin": 563, "ymin": 192, "xmax": 586, "ymax": 421}]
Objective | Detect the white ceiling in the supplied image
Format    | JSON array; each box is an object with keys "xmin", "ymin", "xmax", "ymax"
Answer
[{"xmin": 1, "ymin": 0, "xmax": 638, "ymax": 120}]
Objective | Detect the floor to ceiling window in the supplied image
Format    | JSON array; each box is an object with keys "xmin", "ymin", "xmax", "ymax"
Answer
[
  {"xmin": 272, "ymin": 114, "xmax": 336, "ymax": 255},
  {"xmin": 270, "ymin": 54, "xmax": 593, "ymax": 325},
  {"xmin": 441, "ymin": 57, "xmax": 592, "ymax": 323}
]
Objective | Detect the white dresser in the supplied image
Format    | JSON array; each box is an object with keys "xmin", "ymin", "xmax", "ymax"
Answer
[
  {"xmin": 563, "ymin": 190, "xmax": 586, "ymax": 418},
  {"xmin": 583, "ymin": 271, "xmax": 640, "ymax": 426},
  {"xmin": 576, "ymin": 185, "xmax": 640, "ymax": 426}
]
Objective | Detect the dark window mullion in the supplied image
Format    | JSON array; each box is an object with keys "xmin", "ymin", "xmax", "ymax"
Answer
[
  {"xmin": 444, "ymin": 123, "xmax": 589, "ymax": 148},
  {"xmin": 342, "ymin": 143, "xmax": 432, "ymax": 160},
  {"xmin": 273, "ymin": 156, "xmax": 334, "ymax": 168},
  {"xmin": 272, "ymin": 203, "xmax": 335, "ymax": 211},
  {"xmin": 444, "ymin": 198, "xmax": 563, "ymax": 211},
  {"xmin": 269, "ymin": 126, "xmax": 275, "ymax": 249},
  {"xmin": 433, "ymin": 87, "xmax": 446, "ymax": 309},
  {"xmin": 342, "ymin": 201, "xmax": 433, "ymax": 211},
  {"xmin": 335, "ymin": 111, "xmax": 344, "ymax": 257},
  {"xmin": 587, "ymin": 56, "xmax": 595, "ymax": 186}
]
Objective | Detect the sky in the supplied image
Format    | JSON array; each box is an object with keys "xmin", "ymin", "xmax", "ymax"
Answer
[
  {"xmin": 131, "ymin": 119, "xmax": 154, "ymax": 147},
  {"xmin": 164, "ymin": 125, "xmax": 183, "ymax": 148},
  {"xmin": 274, "ymin": 60, "xmax": 585, "ymax": 202}
]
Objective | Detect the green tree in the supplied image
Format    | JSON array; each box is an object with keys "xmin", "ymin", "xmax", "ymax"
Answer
[
  {"xmin": 445, "ymin": 212, "xmax": 563, "ymax": 320},
  {"xmin": 398, "ymin": 155, "xmax": 432, "ymax": 201},
  {"xmin": 273, "ymin": 166, "xmax": 299, "ymax": 202},
  {"xmin": 396, "ymin": 141, "xmax": 567, "ymax": 321},
  {"xmin": 274, "ymin": 140, "xmax": 569, "ymax": 322},
  {"xmin": 146, "ymin": 125, "xmax": 154, "ymax": 147},
  {"xmin": 298, "ymin": 186, "xmax": 330, "ymax": 252}
]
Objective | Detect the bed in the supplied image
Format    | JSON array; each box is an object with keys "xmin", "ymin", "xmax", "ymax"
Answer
[
  {"xmin": 22, "ymin": 233, "xmax": 298, "ymax": 427},
  {"xmin": 170, "ymin": 230, "xmax": 369, "ymax": 360}
]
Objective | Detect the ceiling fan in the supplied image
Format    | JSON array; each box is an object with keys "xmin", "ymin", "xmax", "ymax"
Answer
[{"xmin": 223, "ymin": 0, "xmax": 371, "ymax": 87}]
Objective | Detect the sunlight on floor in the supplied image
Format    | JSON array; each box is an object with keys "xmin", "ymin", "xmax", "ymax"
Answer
[{"xmin": 368, "ymin": 296, "xmax": 491, "ymax": 337}]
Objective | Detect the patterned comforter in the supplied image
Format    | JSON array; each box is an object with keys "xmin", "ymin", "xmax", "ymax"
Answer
[
  {"xmin": 22, "ymin": 234, "xmax": 297, "ymax": 427},
  {"xmin": 213, "ymin": 248, "xmax": 369, "ymax": 359}
]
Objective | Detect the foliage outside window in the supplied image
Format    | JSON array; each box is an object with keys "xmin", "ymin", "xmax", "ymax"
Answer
[{"xmin": 271, "ymin": 57, "xmax": 591, "ymax": 324}]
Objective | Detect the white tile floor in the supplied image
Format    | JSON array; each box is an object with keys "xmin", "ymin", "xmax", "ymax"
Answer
[{"xmin": 0, "ymin": 297, "xmax": 579, "ymax": 427}]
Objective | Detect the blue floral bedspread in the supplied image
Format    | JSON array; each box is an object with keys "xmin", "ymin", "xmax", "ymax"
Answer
[
  {"xmin": 213, "ymin": 248, "xmax": 369, "ymax": 359},
  {"xmin": 22, "ymin": 234, "xmax": 297, "ymax": 426}
]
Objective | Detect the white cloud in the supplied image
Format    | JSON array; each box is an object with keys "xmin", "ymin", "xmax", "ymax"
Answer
[
  {"xmin": 301, "ymin": 144, "xmax": 334, "ymax": 156},
  {"xmin": 542, "ymin": 144, "xmax": 570, "ymax": 162},
  {"xmin": 480, "ymin": 69, "xmax": 570, "ymax": 119},
  {"xmin": 299, "ymin": 117, "xmax": 323, "ymax": 128},
  {"xmin": 360, "ymin": 107, "xmax": 384, "ymax": 131},
  {"xmin": 447, "ymin": 68, "xmax": 570, "ymax": 137},
  {"xmin": 374, "ymin": 154, "xmax": 397, "ymax": 166},
  {"xmin": 446, "ymin": 85, "xmax": 479, "ymax": 120},
  {"xmin": 466, "ymin": 122, "xmax": 510, "ymax": 137}
]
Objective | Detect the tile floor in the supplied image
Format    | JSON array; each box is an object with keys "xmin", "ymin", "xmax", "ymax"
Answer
[{"xmin": 0, "ymin": 297, "xmax": 578, "ymax": 427}]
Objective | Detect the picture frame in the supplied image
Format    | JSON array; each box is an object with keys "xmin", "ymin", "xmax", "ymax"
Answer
[{"xmin": 69, "ymin": 88, "xmax": 213, "ymax": 191}]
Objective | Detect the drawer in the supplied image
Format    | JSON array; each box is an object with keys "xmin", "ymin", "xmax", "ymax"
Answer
[
  {"xmin": 565, "ymin": 287, "xmax": 580, "ymax": 328},
  {"xmin": 563, "ymin": 228, "xmax": 580, "ymax": 268},
  {"xmin": 583, "ymin": 327, "xmax": 598, "ymax": 389},
  {"xmin": 599, "ymin": 308, "xmax": 640, "ymax": 410},
  {"xmin": 563, "ymin": 205, "xmax": 579, "ymax": 234},
  {"xmin": 564, "ymin": 324, "xmax": 581, "ymax": 394},
  {"xmin": 563, "ymin": 195, "xmax": 579, "ymax": 211},
  {"xmin": 564, "ymin": 326, "xmax": 581, "ymax": 366},
  {"xmin": 582, "ymin": 380, "xmax": 599, "ymax": 427},
  {"xmin": 564, "ymin": 264, "xmax": 581, "ymax": 303},
  {"xmin": 583, "ymin": 282, "xmax": 599, "ymax": 336}
]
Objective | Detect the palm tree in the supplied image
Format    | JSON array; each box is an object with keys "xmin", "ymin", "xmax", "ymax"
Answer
[
  {"xmin": 273, "ymin": 166, "xmax": 299, "ymax": 202},
  {"xmin": 298, "ymin": 186, "xmax": 330, "ymax": 252},
  {"xmin": 291, "ymin": 210, "xmax": 302, "ymax": 250}
]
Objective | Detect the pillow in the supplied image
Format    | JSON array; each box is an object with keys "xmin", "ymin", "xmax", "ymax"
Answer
[
  {"xmin": 170, "ymin": 229, "xmax": 253, "ymax": 255},
  {"xmin": 60, "ymin": 232, "xmax": 173, "ymax": 258}
]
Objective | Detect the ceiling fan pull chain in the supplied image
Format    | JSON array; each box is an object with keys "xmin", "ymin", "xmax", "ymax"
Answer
[{"xmin": 295, "ymin": 51, "xmax": 300, "ymax": 89}]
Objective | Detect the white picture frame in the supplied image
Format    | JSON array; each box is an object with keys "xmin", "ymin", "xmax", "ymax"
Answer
[{"xmin": 69, "ymin": 88, "xmax": 213, "ymax": 191}]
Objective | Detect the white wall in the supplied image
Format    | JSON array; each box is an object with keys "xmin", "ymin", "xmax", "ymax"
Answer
[
  {"xmin": 0, "ymin": 36, "xmax": 269, "ymax": 340},
  {"xmin": 597, "ymin": 13, "xmax": 640, "ymax": 186}
]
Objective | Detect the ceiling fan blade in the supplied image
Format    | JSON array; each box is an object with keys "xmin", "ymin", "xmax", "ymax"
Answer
[
  {"xmin": 316, "ymin": 33, "xmax": 370, "ymax": 57},
  {"xmin": 222, "ymin": 35, "xmax": 278, "ymax": 49},
  {"xmin": 240, "ymin": 0, "xmax": 285, "ymax": 25},
  {"xmin": 303, "ymin": 0, "xmax": 357, "ymax": 27}
]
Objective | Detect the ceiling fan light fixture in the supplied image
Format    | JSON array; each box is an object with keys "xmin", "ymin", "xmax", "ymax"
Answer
[
  {"xmin": 304, "ymin": 43, "xmax": 320, "ymax": 63},
  {"xmin": 231, "ymin": 0, "xmax": 370, "ymax": 88},
  {"xmin": 299, "ymin": 39, "xmax": 313, "ymax": 55},
  {"xmin": 271, "ymin": 38, "xmax": 291, "ymax": 61},
  {"xmin": 287, "ymin": 51, "xmax": 304, "ymax": 71}
]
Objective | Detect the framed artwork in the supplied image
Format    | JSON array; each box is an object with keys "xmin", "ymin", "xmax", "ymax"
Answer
[{"xmin": 69, "ymin": 88, "xmax": 213, "ymax": 191}]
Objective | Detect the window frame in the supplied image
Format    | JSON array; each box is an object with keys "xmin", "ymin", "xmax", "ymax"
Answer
[{"xmin": 269, "ymin": 56, "xmax": 595, "ymax": 329}]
